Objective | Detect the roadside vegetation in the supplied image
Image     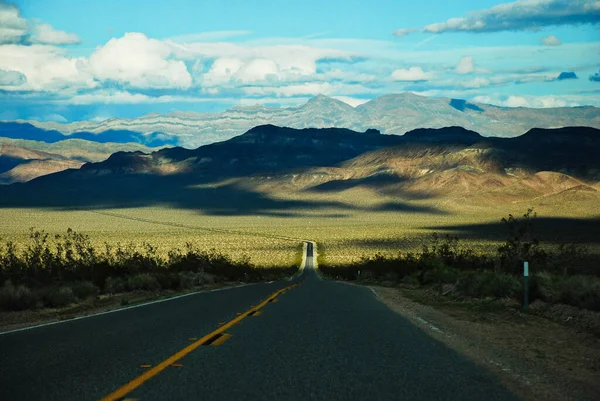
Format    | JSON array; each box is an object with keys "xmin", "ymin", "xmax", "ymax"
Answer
[
  {"xmin": 0, "ymin": 229, "xmax": 299, "ymax": 311},
  {"xmin": 320, "ymin": 209, "xmax": 600, "ymax": 312}
]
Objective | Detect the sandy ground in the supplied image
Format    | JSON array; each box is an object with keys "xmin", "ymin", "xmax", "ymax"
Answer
[{"xmin": 371, "ymin": 285, "xmax": 600, "ymax": 401}]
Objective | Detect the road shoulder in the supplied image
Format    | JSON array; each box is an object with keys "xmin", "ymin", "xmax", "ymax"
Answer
[
  {"xmin": 0, "ymin": 281, "xmax": 259, "ymax": 334},
  {"xmin": 370, "ymin": 285, "xmax": 600, "ymax": 401}
]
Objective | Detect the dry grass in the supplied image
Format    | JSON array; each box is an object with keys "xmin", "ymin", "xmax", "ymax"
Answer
[{"xmin": 1, "ymin": 181, "xmax": 599, "ymax": 267}]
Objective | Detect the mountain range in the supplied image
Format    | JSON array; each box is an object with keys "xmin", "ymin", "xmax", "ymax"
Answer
[
  {"xmin": 3, "ymin": 93, "xmax": 599, "ymax": 149},
  {"xmin": 0, "ymin": 138, "xmax": 161, "ymax": 184},
  {"xmin": 1, "ymin": 124, "xmax": 598, "ymax": 214}
]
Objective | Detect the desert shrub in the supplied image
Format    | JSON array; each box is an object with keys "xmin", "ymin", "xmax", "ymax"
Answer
[
  {"xmin": 154, "ymin": 272, "xmax": 181, "ymax": 290},
  {"xmin": 549, "ymin": 243, "xmax": 595, "ymax": 276},
  {"xmin": 528, "ymin": 272, "xmax": 555, "ymax": 302},
  {"xmin": 40, "ymin": 286, "xmax": 76, "ymax": 308},
  {"xmin": 127, "ymin": 273, "xmax": 161, "ymax": 292},
  {"xmin": 422, "ymin": 265, "xmax": 461, "ymax": 285},
  {"xmin": 104, "ymin": 276, "xmax": 127, "ymax": 294},
  {"xmin": 0, "ymin": 281, "xmax": 38, "ymax": 311},
  {"xmin": 455, "ymin": 271, "xmax": 519, "ymax": 299},
  {"xmin": 497, "ymin": 209, "xmax": 549, "ymax": 274},
  {"xmin": 197, "ymin": 271, "xmax": 216, "ymax": 285},
  {"xmin": 71, "ymin": 281, "xmax": 99, "ymax": 300},
  {"xmin": 555, "ymin": 276, "xmax": 600, "ymax": 311}
]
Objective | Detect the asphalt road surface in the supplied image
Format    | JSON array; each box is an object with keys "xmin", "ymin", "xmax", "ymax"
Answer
[{"xmin": 0, "ymin": 242, "xmax": 519, "ymax": 401}]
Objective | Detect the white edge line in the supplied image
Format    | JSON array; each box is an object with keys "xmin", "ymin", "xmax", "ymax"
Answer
[
  {"xmin": 0, "ymin": 282, "xmax": 262, "ymax": 336},
  {"xmin": 415, "ymin": 316, "xmax": 444, "ymax": 334}
]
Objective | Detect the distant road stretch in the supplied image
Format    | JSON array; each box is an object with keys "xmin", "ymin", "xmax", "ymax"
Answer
[{"xmin": 0, "ymin": 241, "xmax": 518, "ymax": 401}]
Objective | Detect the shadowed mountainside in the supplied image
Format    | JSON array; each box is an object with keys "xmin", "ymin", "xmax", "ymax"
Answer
[
  {"xmin": 0, "ymin": 125, "xmax": 598, "ymax": 215},
  {"xmin": 0, "ymin": 138, "xmax": 164, "ymax": 184}
]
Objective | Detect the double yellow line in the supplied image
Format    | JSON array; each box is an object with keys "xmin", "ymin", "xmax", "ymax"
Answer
[{"xmin": 100, "ymin": 283, "xmax": 299, "ymax": 401}]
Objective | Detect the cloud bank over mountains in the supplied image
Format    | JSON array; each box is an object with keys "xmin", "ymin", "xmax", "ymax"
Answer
[{"xmin": 0, "ymin": 0, "xmax": 598, "ymax": 122}]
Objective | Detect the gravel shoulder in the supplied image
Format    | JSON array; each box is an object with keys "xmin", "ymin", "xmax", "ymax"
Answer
[{"xmin": 370, "ymin": 284, "xmax": 600, "ymax": 401}]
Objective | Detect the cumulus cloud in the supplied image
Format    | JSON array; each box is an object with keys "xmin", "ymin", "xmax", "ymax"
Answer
[
  {"xmin": 171, "ymin": 41, "xmax": 354, "ymax": 78},
  {"xmin": 460, "ymin": 77, "xmax": 491, "ymax": 88},
  {"xmin": 0, "ymin": 3, "xmax": 81, "ymax": 46},
  {"xmin": 393, "ymin": 28, "xmax": 418, "ymax": 37},
  {"xmin": 391, "ymin": 67, "xmax": 433, "ymax": 81},
  {"xmin": 0, "ymin": 2, "xmax": 27, "ymax": 44},
  {"xmin": 556, "ymin": 71, "xmax": 578, "ymax": 80},
  {"xmin": 472, "ymin": 94, "xmax": 600, "ymax": 108},
  {"xmin": 455, "ymin": 56, "xmax": 474, "ymax": 74},
  {"xmin": 187, "ymin": 42, "xmax": 356, "ymax": 88},
  {"xmin": 31, "ymin": 23, "xmax": 80, "ymax": 45},
  {"xmin": 590, "ymin": 69, "xmax": 600, "ymax": 82},
  {"xmin": 424, "ymin": 0, "xmax": 600, "ymax": 33},
  {"xmin": 87, "ymin": 33, "xmax": 192, "ymax": 89},
  {"xmin": 0, "ymin": 44, "xmax": 96, "ymax": 91},
  {"xmin": 0, "ymin": 68, "xmax": 25, "ymax": 85},
  {"xmin": 541, "ymin": 35, "xmax": 562, "ymax": 46}
]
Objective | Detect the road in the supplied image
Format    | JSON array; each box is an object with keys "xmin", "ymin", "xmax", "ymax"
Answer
[{"xmin": 0, "ymin": 242, "xmax": 519, "ymax": 401}]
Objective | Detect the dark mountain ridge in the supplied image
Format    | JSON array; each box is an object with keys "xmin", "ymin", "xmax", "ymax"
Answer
[
  {"xmin": 20, "ymin": 125, "xmax": 600, "ymax": 182},
  {"xmin": 1, "ymin": 124, "xmax": 598, "ymax": 212}
]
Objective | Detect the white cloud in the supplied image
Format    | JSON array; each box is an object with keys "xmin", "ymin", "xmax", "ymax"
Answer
[
  {"xmin": 455, "ymin": 56, "xmax": 474, "ymax": 74},
  {"xmin": 393, "ymin": 28, "xmax": 418, "ymax": 37},
  {"xmin": 87, "ymin": 32, "xmax": 192, "ymax": 89},
  {"xmin": 424, "ymin": 0, "xmax": 600, "ymax": 33},
  {"xmin": 391, "ymin": 67, "xmax": 433, "ymax": 81},
  {"xmin": 63, "ymin": 90, "xmax": 216, "ymax": 105},
  {"xmin": 31, "ymin": 23, "xmax": 81, "ymax": 45},
  {"xmin": 0, "ymin": 68, "xmax": 25, "ymax": 85},
  {"xmin": 203, "ymin": 57, "xmax": 282, "ymax": 85},
  {"xmin": 0, "ymin": 3, "xmax": 27, "ymax": 44},
  {"xmin": 541, "ymin": 35, "xmax": 562, "ymax": 46},
  {"xmin": 472, "ymin": 93, "xmax": 600, "ymax": 108},
  {"xmin": 460, "ymin": 77, "xmax": 490, "ymax": 88},
  {"xmin": 333, "ymin": 96, "xmax": 369, "ymax": 107},
  {"xmin": 171, "ymin": 41, "xmax": 355, "ymax": 87},
  {"xmin": 202, "ymin": 57, "xmax": 244, "ymax": 86},
  {"xmin": 243, "ymin": 82, "xmax": 335, "ymax": 97},
  {"xmin": 324, "ymin": 69, "xmax": 376, "ymax": 83},
  {"xmin": 0, "ymin": 44, "xmax": 96, "ymax": 91},
  {"xmin": 236, "ymin": 58, "xmax": 280, "ymax": 83},
  {"xmin": 240, "ymin": 82, "xmax": 375, "ymax": 98}
]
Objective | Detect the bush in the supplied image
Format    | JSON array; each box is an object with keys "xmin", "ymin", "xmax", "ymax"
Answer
[
  {"xmin": 155, "ymin": 272, "xmax": 181, "ymax": 290},
  {"xmin": 0, "ymin": 281, "xmax": 38, "ymax": 311},
  {"xmin": 556, "ymin": 276, "xmax": 600, "ymax": 312},
  {"xmin": 177, "ymin": 272, "xmax": 198, "ymax": 289},
  {"xmin": 497, "ymin": 209, "xmax": 549, "ymax": 274},
  {"xmin": 127, "ymin": 274, "xmax": 161, "ymax": 292},
  {"xmin": 105, "ymin": 276, "xmax": 127, "ymax": 294},
  {"xmin": 71, "ymin": 281, "xmax": 99, "ymax": 300},
  {"xmin": 40, "ymin": 286, "xmax": 76, "ymax": 308},
  {"xmin": 422, "ymin": 266, "xmax": 461, "ymax": 285},
  {"xmin": 456, "ymin": 271, "xmax": 519, "ymax": 299}
]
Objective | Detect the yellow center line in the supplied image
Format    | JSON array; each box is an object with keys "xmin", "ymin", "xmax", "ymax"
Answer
[{"xmin": 99, "ymin": 283, "xmax": 298, "ymax": 401}]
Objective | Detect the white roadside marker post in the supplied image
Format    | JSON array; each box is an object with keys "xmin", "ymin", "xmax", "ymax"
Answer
[{"xmin": 523, "ymin": 261, "xmax": 529, "ymax": 311}]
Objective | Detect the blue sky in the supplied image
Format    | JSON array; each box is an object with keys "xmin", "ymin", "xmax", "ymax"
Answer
[{"xmin": 0, "ymin": 0, "xmax": 599, "ymax": 122}]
